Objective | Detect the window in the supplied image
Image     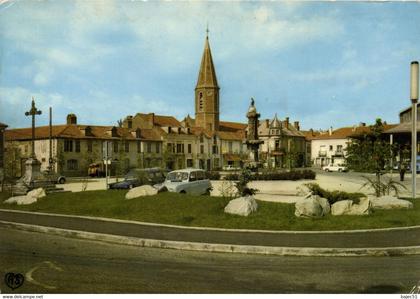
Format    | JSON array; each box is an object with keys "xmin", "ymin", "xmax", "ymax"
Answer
[
  {"xmin": 199, "ymin": 92, "xmax": 203, "ymax": 111},
  {"xmin": 188, "ymin": 144, "xmax": 192, "ymax": 154},
  {"xmin": 147, "ymin": 142, "xmax": 152, "ymax": 153},
  {"xmin": 137, "ymin": 140, "xmax": 141, "ymax": 153},
  {"xmin": 167, "ymin": 143, "xmax": 173, "ymax": 153},
  {"xmin": 337, "ymin": 145, "xmax": 343, "ymax": 152},
  {"xmin": 87, "ymin": 140, "xmax": 93, "ymax": 152},
  {"xmin": 156, "ymin": 143, "xmax": 160, "ymax": 154},
  {"xmin": 228, "ymin": 141, "xmax": 233, "ymax": 153},
  {"xmin": 177, "ymin": 143, "xmax": 184, "ymax": 153},
  {"xmin": 212, "ymin": 145, "xmax": 218, "ymax": 154},
  {"xmin": 64, "ymin": 140, "xmax": 73, "ymax": 152},
  {"xmin": 67, "ymin": 159, "xmax": 78, "ymax": 171},
  {"xmin": 187, "ymin": 159, "xmax": 193, "ymax": 167},
  {"xmin": 189, "ymin": 171, "xmax": 197, "ymax": 182},
  {"xmin": 200, "ymin": 135, "xmax": 204, "ymax": 143},
  {"xmin": 125, "ymin": 141, "xmax": 129, "ymax": 153},
  {"xmin": 275, "ymin": 140, "xmax": 280, "ymax": 150},
  {"xmin": 113, "ymin": 141, "xmax": 119, "ymax": 153},
  {"xmin": 200, "ymin": 145, "xmax": 204, "ymax": 154},
  {"xmin": 329, "ymin": 145, "xmax": 333, "ymax": 151},
  {"xmin": 196, "ymin": 171, "xmax": 205, "ymax": 181},
  {"xmin": 75, "ymin": 140, "xmax": 80, "ymax": 152}
]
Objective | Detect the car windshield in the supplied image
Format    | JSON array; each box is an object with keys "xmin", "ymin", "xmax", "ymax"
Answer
[{"xmin": 167, "ymin": 172, "xmax": 189, "ymax": 182}]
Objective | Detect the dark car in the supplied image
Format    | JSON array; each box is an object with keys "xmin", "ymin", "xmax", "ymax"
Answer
[
  {"xmin": 108, "ymin": 168, "xmax": 166, "ymax": 189},
  {"xmin": 42, "ymin": 170, "xmax": 66, "ymax": 184}
]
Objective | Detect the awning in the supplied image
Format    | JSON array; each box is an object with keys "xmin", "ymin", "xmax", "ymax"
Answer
[{"xmin": 223, "ymin": 153, "xmax": 243, "ymax": 161}]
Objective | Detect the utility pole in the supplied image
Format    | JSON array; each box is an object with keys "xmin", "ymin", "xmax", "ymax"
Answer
[
  {"xmin": 49, "ymin": 107, "xmax": 53, "ymax": 172},
  {"xmin": 410, "ymin": 61, "xmax": 419, "ymax": 199}
]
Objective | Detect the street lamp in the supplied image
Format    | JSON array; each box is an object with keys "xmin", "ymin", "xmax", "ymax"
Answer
[{"xmin": 411, "ymin": 61, "xmax": 419, "ymax": 199}]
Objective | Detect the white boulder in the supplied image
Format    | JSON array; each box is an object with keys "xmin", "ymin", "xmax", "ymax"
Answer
[
  {"xmin": 27, "ymin": 188, "xmax": 46, "ymax": 199},
  {"xmin": 125, "ymin": 185, "xmax": 158, "ymax": 199},
  {"xmin": 224, "ymin": 196, "xmax": 258, "ymax": 216},
  {"xmin": 331, "ymin": 200, "xmax": 353, "ymax": 216},
  {"xmin": 4, "ymin": 195, "xmax": 38, "ymax": 205},
  {"xmin": 294, "ymin": 195, "xmax": 328, "ymax": 218},
  {"xmin": 370, "ymin": 195, "xmax": 413, "ymax": 210},
  {"xmin": 348, "ymin": 197, "xmax": 372, "ymax": 215},
  {"xmin": 314, "ymin": 195, "xmax": 331, "ymax": 215},
  {"xmin": 331, "ymin": 198, "xmax": 372, "ymax": 216}
]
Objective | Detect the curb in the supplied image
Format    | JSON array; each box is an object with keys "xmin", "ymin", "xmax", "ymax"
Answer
[
  {"xmin": 1, "ymin": 208, "xmax": 420, "ymax": 234},
  {"xmin": 1, "ymin": 220, "xmax": 420, "ymax": 257}
]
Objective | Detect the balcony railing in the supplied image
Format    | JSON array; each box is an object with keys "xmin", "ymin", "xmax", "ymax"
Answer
[
  {"xmin": 318, "ymin": 150, "xmax": 327, "ymax": 157},
  {"xmin": 334, "ymin": 150, "xmax": 344, "ymax": 156}
]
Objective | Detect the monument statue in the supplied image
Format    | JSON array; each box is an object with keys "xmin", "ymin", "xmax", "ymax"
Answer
[
  {"xmin": 13, "ymin": 98, "xmax": 56, "ymax": 195},
  {"xmin": 245, "ymin": 98, "xmax": 263, "ymax": 169}
]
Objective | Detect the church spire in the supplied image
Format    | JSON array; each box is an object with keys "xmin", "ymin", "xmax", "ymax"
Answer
[{"xmin": 196, "ymin": 31, "xmax": 219, "ymax": 89}]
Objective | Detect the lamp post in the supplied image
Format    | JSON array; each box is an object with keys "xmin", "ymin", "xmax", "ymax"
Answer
[{"xmin": 411, "ymin": 61, "xmax": 419, "ymax": 199}]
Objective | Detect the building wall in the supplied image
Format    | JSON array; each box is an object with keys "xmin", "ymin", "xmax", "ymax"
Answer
[{"xmin": 311, "ymin": 138, "xmax": 347, "ymax": 167}]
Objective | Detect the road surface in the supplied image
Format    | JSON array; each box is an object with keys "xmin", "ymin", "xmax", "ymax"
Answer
[{"xmin": 0, "ymin": 226, "xmax": 419, "ymax": 293}]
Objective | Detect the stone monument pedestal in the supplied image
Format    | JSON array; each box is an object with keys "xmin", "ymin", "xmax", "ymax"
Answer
[{"xmin": 13, "ymin": 157, "xmax": 56, "ymax": 195}]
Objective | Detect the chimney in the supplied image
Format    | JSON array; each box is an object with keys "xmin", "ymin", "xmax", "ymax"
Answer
[
  {"xmin": 329, "ymin": 126, "xmax": 333, "ymax": 136},
  {"xmin": 66, "ymin": 114, "xmax": 77, "ymax": 125},
  {"xmin": 265, "ymin": 119, "xmax": 269, "ymax": 127},
  {"xmin": 127, "ymin": 115, "xmax": 133, "ymax": 129},
  {"xmin": 285, "ymin": 117, "xmax": 289, "ymax": 129},
  {"xmin": 294, "ymin": 121, "xmax": 300, "ymax": 131},
  {"xmin": 359, "ymin": 122, "xmax": 366, "ymax": 127},
  {"xmin": 310, "ymin": 128, "xmax": 314, "ymax": 136}
]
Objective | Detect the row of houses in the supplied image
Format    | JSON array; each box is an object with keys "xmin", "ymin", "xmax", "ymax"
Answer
[{"xmin": 3, "ymin": 103, "xmax": 419, "ymax": 178}]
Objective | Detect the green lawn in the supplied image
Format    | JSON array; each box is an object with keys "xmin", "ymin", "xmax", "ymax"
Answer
[{"xmin": 0, "ymin": 190, "xmax": 419, "ymax": 231}]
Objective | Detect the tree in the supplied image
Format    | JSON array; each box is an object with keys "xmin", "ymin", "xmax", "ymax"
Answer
[
  {"xmin": 284, "ymin": 139, "xmax": 300, "ymax": 170},
  {"xmin": 2, "ymin": 141, "xmax": 22, "ymax": 192},
  {"xmin": 346, "ymin": 119, "xmax": 398, "ymax": 196}
]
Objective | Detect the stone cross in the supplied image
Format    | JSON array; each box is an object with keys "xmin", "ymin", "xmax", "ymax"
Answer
[{"xmin": 25, "ymin": 97, "xmax": 42, "ymax": 158}]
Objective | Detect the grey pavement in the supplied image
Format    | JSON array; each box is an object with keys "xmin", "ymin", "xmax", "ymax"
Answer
[
  {"xmin": 1, "ymin": 226, "xmax": 419, "ymax": 293},
  {"xmin": 1, "ymin": 209, "xmax": 420, "ymax": 249}
]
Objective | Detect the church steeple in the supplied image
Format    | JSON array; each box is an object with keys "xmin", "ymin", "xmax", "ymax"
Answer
[
  {"xmin": 195, "ymin": 31, "xmax": 220, "ymax": 132},
  {"xmin": 196, "ymin": 35, "xmax": 219, "ymax": 89}
]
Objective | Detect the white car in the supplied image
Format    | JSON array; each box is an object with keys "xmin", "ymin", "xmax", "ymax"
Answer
[
  {"xmin": 322, "ymin": 163, "xmax": 348, "ymax": 172},
  {"xmin": 222, "ymin": 165, "xmax": 240, "ymax": 171},
  {"xmin": 161, "ymin": 168, "xmax": 212, "ymax": 195}
]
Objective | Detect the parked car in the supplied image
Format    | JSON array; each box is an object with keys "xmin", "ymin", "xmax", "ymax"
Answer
[
  {"xmin": 322, "ymin": 163, "xmax": 348, "ymax": 172},
  {"xmin": 108, "ymin": 167, "xmax": 166, "ymax": 189},
  {"xmin": 160, "ymin": 168, "xmax": 212, "ymax": 195},
  {"xmin": 222, "ymin": 165, "xmax": 240, "ymax": 171},
  {"xmin": 42, "ymin": 171, "xmax": 66, "ymax": 184}
]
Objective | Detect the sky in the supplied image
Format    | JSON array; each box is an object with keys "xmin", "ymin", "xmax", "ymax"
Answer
[{"xmin": 0, "ymin": 0, "xmax": 419, "ymax": 131}]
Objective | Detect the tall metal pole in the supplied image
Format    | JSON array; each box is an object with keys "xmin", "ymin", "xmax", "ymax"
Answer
[
  {"xmin": 49, "ymin": 107, "xmax": 52, "ymax": 171},
  {"xmin": 410, "ymin": 61, "xmax": 419, "ymax": 199},
  {"xmin": 390, "ymin": 134, "xmax": 393, "ymax": 176},
  {"xmin": 105, "ymin": 141, "xmax": 109, "ymax": 189}
]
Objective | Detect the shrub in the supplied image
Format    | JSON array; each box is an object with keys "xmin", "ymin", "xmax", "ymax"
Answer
[
  {"xmin": 235, "ymin": 168, "xmax": 258, "ymax": 197},
  {"xmin": 225, "ymin": 170, "xmax": 316, "ymax": 181},
  {"xmin": 304, "ymin": 183, "xmax": 365, "ymax": 205},
  {"xmin": 360, "ymin": 176, "xmax": 407, "ymax": 197},
  {"xmin": 206, "ymin": 171, "xmax": 221, "ymax": 180}
]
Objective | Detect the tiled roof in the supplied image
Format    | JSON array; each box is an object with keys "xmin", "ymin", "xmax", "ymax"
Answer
[
  {"xmin": 302, "ymin": 130, "xmax": 322, "ymax": 140},
  {"xmin": 219, "ymin": 121, "xmax": 247, "ymax": 131},
  {"xmin": 134, "ymin": 113, "xmax": 181, "ymax": 128},
  {"xmin": 5, "ymin": 124, "xmax": 162, "ymax": 141},
  {"xmin": 258, "ymin": 118, "xmax": 304, "ymax": 138},
  {"xmin": 385, "ymin": 122, "xmax": 420, "ymax": 134},
  {"xmin": 311, "ymin": 124, "xmax": 398, "ymax": 140},
  {"xmin": 218, "ymin": 130, "xmax": 245, "ymax": 141}
]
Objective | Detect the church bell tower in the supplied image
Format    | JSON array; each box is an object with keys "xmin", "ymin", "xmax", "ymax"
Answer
[{"xmin": 195, "ymin": 31, "xmax": 220, "ymax": 132}]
